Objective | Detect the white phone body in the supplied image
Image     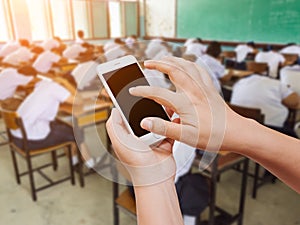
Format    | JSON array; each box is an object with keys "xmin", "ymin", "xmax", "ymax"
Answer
[{"xmin": 97, "ymin": 55, "xmax": 169, "ymax": 146}]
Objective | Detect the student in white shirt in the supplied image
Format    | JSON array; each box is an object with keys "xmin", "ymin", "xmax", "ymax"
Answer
[
  {"xmin": 63, "ymin": 43, "xmax": 87, "ymax": 60},
  {"xmin": 0, "ymin": 66, "xmax": 36, "ymax": 100},
  {"xmin": 40, "ymin": 37, "xmax": 60, "ymax": 51},
  {"xmin": 0, "ymin": 39, "xmax": 30, "ymax": 59},
  {"xmin": 255, "ymin": 46, "xmax": 285, "ymax": 78},
  {"xmin": 76, "ymin": 30, "xmax": 85, "ymax": 44},
  {"xmin": 33, "ymin": 49, "xmax": 64, "ymax": 74},
  {"xmin": 234, "ymin": 41, "xmax": 257, "ymax": 63},
  {"xmin": 231, "ymin": 74, "xmax": 299, "ymax": 129},
  {"xmin": 280, "ymin": 43, "xmax": 300, "ymax": 57},
  {"xmin": 280, "ymin": 65, "xmax": 300, "ymax": 95},
  {"xmin": 2, "ymin": 47, "xmax": 34, "ymax": 66},
  {"xmin": 184, "ymin": 41, "xmax": 206, "ymax": 58},
  {"xmin": 10, "ymin": 79, "xmax": 100, "ymax": 168},
  {"xmin": 70, "ymin": 57, "xmax": 99, "ymax": 90}
]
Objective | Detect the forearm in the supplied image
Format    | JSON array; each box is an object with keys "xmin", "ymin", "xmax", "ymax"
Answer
[
  {"xmin": 227, "ymin": 115, "xmax": 300, "ymax": 193},
  {"xmin": 134, "ymin": 178, "xmax": 184, "ymax": 225}
]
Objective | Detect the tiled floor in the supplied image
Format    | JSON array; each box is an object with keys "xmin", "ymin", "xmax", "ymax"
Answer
[{"xmin": 0, "ymin": 123, "xmax": 299, "ymax": 225}]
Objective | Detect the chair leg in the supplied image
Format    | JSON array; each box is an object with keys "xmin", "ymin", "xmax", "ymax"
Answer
[
  {"xmin": 237, "ymin": 159, "xmax": 249, "ymax": 225},
  {"xmin": 27, "ymin": 156, "xmax": 37, "ymax": 201},
  {"xmin": 252, "ymin": 163, "xmax": 260, "ymax": 199},
  {"xmin": 51, "ymin": 151, "xmax": 58, "ymax": 171},
  {"xmin": 77, "ymin": 147, "xmax": 85, "ymax": 187},
  {"xmin": 68, "ymin": 145, "xmax": 75, "ymax": 185},
  {"xmin": 10, "ymin": 150, "xmax": 21, "ymax": 184}
]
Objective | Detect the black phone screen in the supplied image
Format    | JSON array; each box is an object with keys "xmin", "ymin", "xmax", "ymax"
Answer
[{"xmin": 103, "ymin": 63, "xmax": 170, "ymax": 137}]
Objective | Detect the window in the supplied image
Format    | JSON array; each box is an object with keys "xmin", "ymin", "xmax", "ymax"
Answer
[
  {"xmin": 72, "ymin": 0, "xmax": 92, "ymax": 39},
  {"xmin": 91, "ymin": 0, "xmax": 108, "ymax": 38},
  {"xmin": 0, "ymin": 0, "xmax": 12, "ymax": 41},
  {"xmin": 26, "ymin": 0, "xmax": 50, "ymax": 41},
  {"xmin": 50, "ymin": 0, "xmax": 73, "ymax": 40},
  {"xmin": 109, "ymin": 1, "xmax": 122, "ymax": 37}
]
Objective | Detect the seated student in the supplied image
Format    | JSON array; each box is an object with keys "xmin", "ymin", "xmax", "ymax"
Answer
[
  {"xmin": 230, "ymin": 74, "xmax": 299, "ymax": 135},
  {"xmin": 40, "ymin": 36, "xmax": 62, "ymax": 51},
  {"xmin": 33, "ymin": 48, "xmax": 67, "ymax": 74},
  {"xmin": 103, "ymin": 38, "xmax": 125, "ymax": 52},
  {"xmin": 255, "ymin": 45, "xmax": 285, "ymax": 78},
  {"xmin": 0, "ymin": 39, "xmax": 30, "ymax": 61},
  {"xmin": 2, "ymin": 45, "xmax": 35, "ymax": 66},
  {"xmin": 184, "ymin": 38, "xmax": 207, "ymax": 58},
  {"xmin": 104, "ymin": 45, "xmax": 132, "ymax": 62},
  {"xmin": 76, "ymin": 30, "xmax": 85, "ymax": 44},
  {"xmin": 234, "ymin": 41, "xmax": 257, "ymax": 63},
  {"xmin": 144, "ymin": 38, "xmax": 171, "ymax": 60},
  {"xmin": 10, "ymin": 78, "xmax": 100, "ymax": 168},
  {"xmin": 125, "ymin": 35, "xmax": 138, "ymax": 49},
  {"xmin": 69, "ymin": 55, "xmax": 100, "ymax": 90},
  {"xmin": 63, "ymin": 43, "xmax": 89, "ymax": 60},
  {"xmin": 280, "ymin": 65, "xmax": 300, "ymax": 95},
  {"xmin": 0, "ymin": 66, "xmax": 36, "ymax": 100},
  {"xmin": 280, "ymin": 42, "xmax": 300, "ymax": 57}
]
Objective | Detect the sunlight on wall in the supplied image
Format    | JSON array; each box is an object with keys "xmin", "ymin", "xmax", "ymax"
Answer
[{"xmin": 145, "ymin": 0, "xmax": 175, "ymax": 37}]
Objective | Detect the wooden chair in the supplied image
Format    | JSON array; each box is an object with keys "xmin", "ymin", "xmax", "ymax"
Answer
[
  {"xmin": 246, "ymin": 61, "xmax": 268, "ymax": 75},
  {"xmin": 220, "ymin": 51, "xmax": 237, "ymax": 68},
  {"xmin": 1, "ymin": 108, "xmax": 75, "ymax": 201}
]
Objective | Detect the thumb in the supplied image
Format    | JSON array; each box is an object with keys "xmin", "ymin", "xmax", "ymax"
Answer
[{"xmin": 141, "ymin": 117, "xmax": 183, "ymax": 142}]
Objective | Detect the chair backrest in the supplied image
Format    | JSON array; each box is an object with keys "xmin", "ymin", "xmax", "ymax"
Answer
[
  {"xmin": 282, "ymin": 53, "xmax": 298, "ymax": 65},
  {"xmin": 246, "ymin": 61, "xmax": 268, "ymax": 75},
  {"xmin": 1, "ymin": 108, "xmax": 28, "ymax": 148},
  {"xmin": 227, "ymin": 103, "xmax": 264, "ymax": 124},
  {"xmin": 221, "ymin": 51, "xmax": 237, "ymax": 59}
]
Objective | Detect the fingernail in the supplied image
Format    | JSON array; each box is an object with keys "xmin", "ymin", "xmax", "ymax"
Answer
[
  {"xmin": 141, "ymin": 118, "xmax": 152, "ymax": 130},
  {"xmin": 129, "ymin": 87, "xmax": 136, "ymax": 94}
]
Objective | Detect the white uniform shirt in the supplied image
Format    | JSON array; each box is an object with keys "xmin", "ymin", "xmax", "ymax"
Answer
[
  {"xmin": 0, "ymin": 68, "xmax": 33, "ymax": 100},
  {"xmin": 280, "ymin": 45, "xmax": 300, "ymax": 56},
  {"xmin": 280, "ymin": 65, "xmax": 300, "ymax": 95},
  {"xmin": 104, "ymin": 46, "xmax": 126, "ymax": 62},
  {"xmin": 183, "ymin": 38, "xmax": 197, "ymax": 47},
  {"xmin": 195, "ymin": 55, "xmax": 225, "ymax": 92},
  {"xmin": 230, "ymin": 75, "xmax": 293, "ymax": 127},
  {"xmin": 185, "ymin": 43, "xmax": 207, "ymax": 57},
  {"xmin": 71, "ymin": 60, "xmax": 99, "ymax": 90},
  {"xmin": 33, "ymin": 51, "xmax": 61, "ymax": 73},
  {"xmin": 40, "ymin": 39, "xmax": 60, "ymax": 51},
  {"xmin": 0, "ymin": 42, "xmax": 20, "ymax": 57},
  {"xmin": 234, "ymin": 44, "xmax": 253, "ymax": 63},
  {"xmin": 255, "ymin": 51, "xmax": 285, "ymax": 78},
  {"xmin": 3, "ymin": 47, "xmax": 34, "ymax": 66},
  {"xmin": 145, "ymin": 40, "xmax": 167, "ymax": 59},
  {"xmin": 11, "ymin": 80, "xmax": 70, "ymax": 140},
  {"xmin": 63, "ymin": 44, "xmax": 87, "ymax": 60},
  {"xmin": 144, "ymin": 68, "xmax": 172, "ymax": 90}
]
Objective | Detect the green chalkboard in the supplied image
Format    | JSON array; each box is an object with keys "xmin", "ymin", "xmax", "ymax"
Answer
[{"xmin": 177, "ymin": 0, "xmax": 300, "ymax": 44}]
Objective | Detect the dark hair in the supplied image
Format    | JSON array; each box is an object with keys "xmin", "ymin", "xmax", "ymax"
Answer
[
  {"xmin": 206, "ymin": 41, "xmax": 221, "ymax": 58},
  {"xmin": 247, "ymin": 41, "xmax": 256, "ymax": 48},
  {"xmin": 17, "ymin": 66, "xmax": 38, "ymax": 76},
  {"xmin": 196, "ymin": 38, "xmax": 203, "ymax": 43},
  {"xmin": 31, "ymin": 46, "xmax": 44, "ymax": 54},
  {"xmin": 19, "ymin": 39, "xmax": 30, "ymax": 48},
  {"xmin": 77, "ymin": 30, "xmax": 84, "ymax": 38}
]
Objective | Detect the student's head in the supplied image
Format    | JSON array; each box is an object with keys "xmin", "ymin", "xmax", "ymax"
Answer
[
  {"xmin": 263, "ymin": 45, "xmax": 273, "ymax": 51},
  {"xmin": 114, "ymin": 38, "xmax": 125, "ymax": 45},
  {"xmin": 17, "ymin": 66, "xmax": 38, "ymax": 77},
  {"xmin": 31, "ymin": 46, "xmax": 44, "ymax": 55},
  {"xmin": 206, "ymin": 41, "xmax": 221, "ymax": 58},
  {"xmin": 247, "ymin": 41, "xmax": 256, "ymax": 48},
  {"xmin": 196, "ymin": 38, "xmax": 203, "ymax": 43},
  {"xmin": 53, "ymin": 36, "xmax": 62, "ymax": 43},
  {"xmin": 19, "ymin": 39, "xmax": 30, "ymax": 48},
  {"xmin": 77, "ymin": 30, "xmax": 84, "ymax": 39},
  {"xmin": 285, "ymin": 42, "xmax": 296, "ymax": 47}
]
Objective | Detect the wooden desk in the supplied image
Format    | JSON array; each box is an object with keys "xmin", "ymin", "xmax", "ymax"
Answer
[{"xmin": 225, "ymin": 69, "xmax": 254, "ymax": 78}]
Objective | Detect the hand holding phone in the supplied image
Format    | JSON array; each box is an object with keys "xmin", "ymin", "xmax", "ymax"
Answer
[{"xmin": 97, "ymin": 55, "xmax": 170, "ymax": 145}]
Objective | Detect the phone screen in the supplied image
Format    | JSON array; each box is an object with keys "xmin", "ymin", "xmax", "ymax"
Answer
[{"xmin": 103, "ymin": 63, "xmax": 170, "ymax": 137}]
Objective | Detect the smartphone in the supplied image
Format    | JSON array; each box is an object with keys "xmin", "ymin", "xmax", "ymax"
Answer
[{"xmin": 97, "ymin": 55, "xmax": 170, "ymax": 145}]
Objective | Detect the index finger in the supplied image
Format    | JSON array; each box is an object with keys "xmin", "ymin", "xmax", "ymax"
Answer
[{"xmin": 144, "ymin": 58, "xmax": 194, "ymax": 90}]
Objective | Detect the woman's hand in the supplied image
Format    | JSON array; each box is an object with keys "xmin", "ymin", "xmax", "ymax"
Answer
[{"xmin": 106, "ymin": 108, "xmax": 176, "ymax": 186}]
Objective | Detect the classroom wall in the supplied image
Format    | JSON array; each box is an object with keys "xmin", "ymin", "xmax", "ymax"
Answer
[{"xmin": 177, "ymin": 0, "xmax": 300, "ymax": 44}]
